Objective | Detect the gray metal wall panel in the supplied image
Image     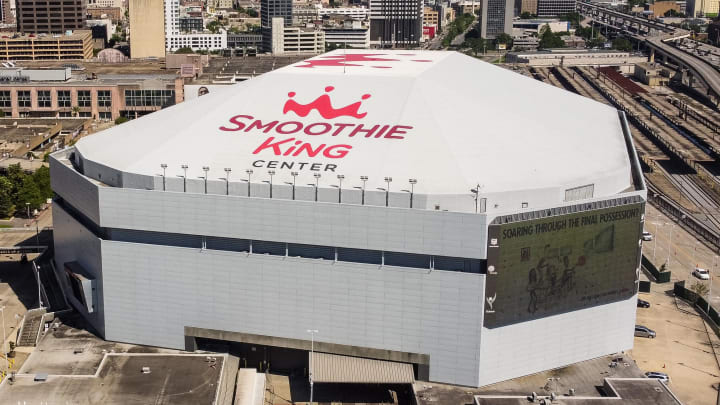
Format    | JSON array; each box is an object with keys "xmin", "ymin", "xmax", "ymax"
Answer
[
  {"xmin": 98, "ymin": 187, "xmax": 488, "ymax": 258},
  {"xmin": 52, "ymin": 204, "xmax": 105, "ymax": 336},
  {"xmin": 50, "ymin": 156, "xmax": 101, "ymax": 225},
  {"xmin": 100, "ymin": 241, "xmax": 484, "ymax": 386},
  {"xmin": 477, "ymin": 296, "xmax": 636, "ymax": 386}
]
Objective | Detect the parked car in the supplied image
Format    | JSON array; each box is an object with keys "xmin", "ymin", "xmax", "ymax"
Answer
[
  {"xmin": 642, "ymin": 231, "xmax": 653, "ymax": 241},
  {"xmin": 693, "ymin": 267, "xmax": 710, "ymax": 280},
  {"xmin": 634, "ymin": 325, "xmax": 656, "ymax": 338},
  {"xmin": 645, "ymin": 371, "xmax": 669, "ymax": 383},
  {"xmin": 637, "ymin": 299, "xmax": 650, "ymax": 308}
]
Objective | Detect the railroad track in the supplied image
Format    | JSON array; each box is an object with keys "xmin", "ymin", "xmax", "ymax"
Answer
[
  {"xmin": 640, "ymin": 93, "xmax": 720, "ymax": 157},
  {"xmin": 575, "ymin": 66, "xmax": 712, "ymax": 165},
  {"xmin": 657, "ymin": 162, "xmax": 720, "ymax": 233}
]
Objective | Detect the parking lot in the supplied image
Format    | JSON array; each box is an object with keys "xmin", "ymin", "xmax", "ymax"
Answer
[
  {"xmin": 632, "ymin": 286, "xmax": 719, "ymax": 405},
  {"xmin": 644, "ymin": 204, "xmax": 720, "ymax": 307}
]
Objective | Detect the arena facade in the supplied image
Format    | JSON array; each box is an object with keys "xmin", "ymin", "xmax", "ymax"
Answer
[{"xmin": 51, "ymin": 50, "xmax": 646, "ymax": 387}]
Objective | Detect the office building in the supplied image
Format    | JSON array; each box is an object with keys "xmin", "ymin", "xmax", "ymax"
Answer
[
  {"xmin": 1, "ymin": 0, "xmax": 14, "ymax": 24},
  {"xmin": 129, "ymin": 0, "xmax": 165, "ymax": 58},
  {"xmin": 16, "ymin": 0, "xmax": 85, "ymax": 33},
  {"xmin": 179, "ymin": 16, "xmax": 204, "ymax": 33},
  {"xmin": 537, "ymin": 0, "xmax": 576, "ymax": 17},
  {"xmin": 478, "ymin": 0, "xmax": 512, "ymax": 39},
  {"xmin": 317, "ymin": 6, "xmax": 369, "ymax": 19},
  {"xmin": 51, "ymin": 50, "xmax": 645, "ymax": 388},
  {"xmin": 87, "ymin": 6, "xmax": 123, "ymax": 23},
  {"xmin": 164, "ymin": 0, "xmax": 226, "ymax": 51},
  {"xmin": 423, "ymin": 6, "xmax": 439, "ymax": 26},
  {"xmin": 692, "ymin": 0, "xmax": 719, "ymax": 16},
  {"xmin": 261, "ymin": 0, "xmax": 292, "ymax": 51},
  {"xmin": 521, "ymin": 0, "xmax": 538, "ymax": 14},
  {"xmin": 369, "ymin": 0, "xmax": 423, "ymax": 47},
  {"xmin": 0, "ymin": 30, "xmax": 93, "ymax": 60},
  {"xmin": 323, "ymin": 21, "xmax": 369, "ymax": 49},
  {"xmin": 513, "ymin": 18, "xmax": 570, "ymax": 33},
  {"xmin": 0, "ymin": 66, "xmax": 183, "ymax": 120},
  {"xmin": 271, "ymin": 16, "xmax": 323, "ymax": 55}
]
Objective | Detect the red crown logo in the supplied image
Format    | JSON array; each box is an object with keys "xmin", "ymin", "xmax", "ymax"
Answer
[{"xmin": 283, "ymin": 86, "xmax": 371, "ymax": 119}]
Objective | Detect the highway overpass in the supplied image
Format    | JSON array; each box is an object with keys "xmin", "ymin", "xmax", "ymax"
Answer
[{"xmin": 577, "ymin": 1, "xmax": 720, "ymax": 102}]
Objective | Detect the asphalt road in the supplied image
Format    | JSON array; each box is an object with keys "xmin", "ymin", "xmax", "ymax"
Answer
[{"xmin": 646, "ymin": 36, "xmax": 720, "ymax": 99}]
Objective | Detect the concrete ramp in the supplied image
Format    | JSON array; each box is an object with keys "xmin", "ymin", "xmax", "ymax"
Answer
[
  {"xmin": 216, "ymin": 354, "xmax": 239, "ymax": 405},
  {"xmin": 234, "ymin": 368, "xmax": 265, "ymax": 405}
]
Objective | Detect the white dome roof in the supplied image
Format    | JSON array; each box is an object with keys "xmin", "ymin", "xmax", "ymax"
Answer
[{"xmin": 75, "ymin": 50, "xmax": 632, "ymax": 208}]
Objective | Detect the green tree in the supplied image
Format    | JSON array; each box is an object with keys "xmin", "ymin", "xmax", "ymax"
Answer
[
  {"xmin": 0, "ymin": 177, "xmax": 15, "ymax": 219},
  {"xmin": 246, "ymin": 8, "xmax": 258, "ymax": 17},
  {"xmin": 690, "ymin": 281, "xmax": 709, "ymax": 304},
  {"xmin": 16, "ymin": 176, "xmax": 43, "ymax": 213},
  {"xmin": 465, "ymin": 37, "xmax": 487, "ymax": 55},
  {"xmin": 612, "ymin": 37, "xmax": 632, "ymax": 51},
  {"xmin": 495, "ymin": 33, "xmax": 513, "ymax": 49},
  {"xmin": 558, "ymin": 12, "xmax": 581, "ymax": 28},
  {"xmin": 520, "ymin": 11, "xmax": 535, "ymax": 19},
  {"xmin": 32, "ymin": 166, "xmax": 51, "ymax": 200},
  {"xmin": 539, "ymin": 24, "xmax": 565, "ymax": 48},
  {"xmin": 6, "ymin": 163, "xmax": 25, "ymax": 203},
  {"xmin": 175, "ymin": 47, "xmax": 194, "ymax": 54},
  {"xmin": 115, "ymin": 116, "xmax": 129, "ymax": 125}
]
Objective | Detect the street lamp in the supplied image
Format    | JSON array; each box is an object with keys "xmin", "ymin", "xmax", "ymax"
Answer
[
  {"xmin": 330, "ymin": 175, "xmax": 344, "ymax": 203},
  {"xmin": 401, "ymin": 178, "xmax": 417, "ymax": 208},
  {"xmin": 244, "ymin": 169, "xmax": 253, "ymax": 197},
  {"xmin": 309, "ymin": 173, "xmax": 321, "ymax": 201},
  {"xmin": 180, "ymin": 164, "xmax": 188, "ymax": 192},
  {"xmin": 25, "ymin": 202, "xmax": 29, "ymax": 220},
  {"xmin": 307, "ymin": 329, "xmax": 319, "ymax": 405},
  {"xmin": 470, "ymin": 184, "xmax": 482, "ymax": 213},
  {"xmin": 353, "ymin": 176, "xmax": 368, "ymax": 205},
  {"xmin": 202, "ymin": 166, "xmax": 210, "ymax": 194},
  {"xmin": 160, "ymin": 163, "xmax": 167, "ymax": 191},
  {"xmin": 285, "ymin": 171, "xmax": 298, "ymax": 200},
  {"xmin": 377, "ymin": 177, "xmax": 392, "ymax": 207},
  {"xmin": 224, "ymin": 168, "xmax": 231, "ymax": 195},
  {"xmin": 262, "ymin": 170, "xmax": 275, "ymax": 198}
]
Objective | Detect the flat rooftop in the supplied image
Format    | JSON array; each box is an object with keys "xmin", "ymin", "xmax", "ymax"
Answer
[
  {"xmin": 474, "ymin": 378, "xmax": 682, "ymax": 404},
  {"xmin": 509, "ymin": 49, "xmax": 633, "ymax": 55},
  {"xmin": 415, "ymin": 354, "xmax": 671, "ymax": 405},
  {"xmin": 0, "ymin": 314, "xmax": 225, "ymax": 405},
  {"xmin": 0, "ymin": 30, "xmax": 91, "ymax": 40},
  {"xmin": 13, "ymin": 60, "xmax": 168, "ymax": 75}
]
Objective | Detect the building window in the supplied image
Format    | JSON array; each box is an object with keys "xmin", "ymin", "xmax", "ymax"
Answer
[
  {"xmin": 97, "ymin": 90, "xmax": 111, "ymax": 107},
  {"xmin": 38, "ymin": 90, "xmax": 51, "ymax": 108},
  {"xmin": 78, "ymin": 90, "xmax": 91, "ymax": 107},
  {"xmin": 99, "ymin": 111, "xmax": 111, "ymax": 120},
  {"xmin": 0, "ymin": 91, "xmax": 10, "ymax": 108},
  {"xmin": 57, "ymin": 90, "xmax": 71, "ymax": 107},
  {"xmin": 17, "ymin": 91, "xmax": 31, "ymax": 108},
  {"xmin": 124, "ymin": 89, "xmax": 176, "ymax": 107}
]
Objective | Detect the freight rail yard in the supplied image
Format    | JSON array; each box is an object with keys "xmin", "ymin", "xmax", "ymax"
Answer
[{"xmin": 512, "ymin": 64, "xmax": 720, "ymax": 241}]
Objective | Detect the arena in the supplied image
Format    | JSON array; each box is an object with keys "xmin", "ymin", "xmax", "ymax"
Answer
[{"xmin": 50, "ymin": 50, "xmax": 646, "ymax": 387}]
